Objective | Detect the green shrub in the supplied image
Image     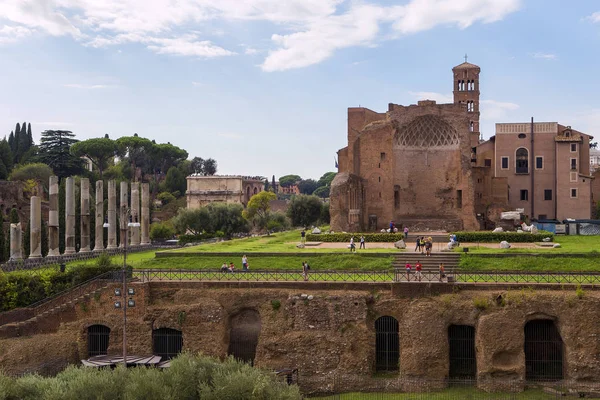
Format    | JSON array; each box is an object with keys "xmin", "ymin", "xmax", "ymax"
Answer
[
  {"xmin": 178, "ymin": 233, "xmax": 216, "ymax": 245},
  {"xmin": 453, "ymin": 231, "xmax": 554, "ymax": 243},
  {"xmin": 271, "ymin": 299, "xmax": 281, "ymax": 310},
  {"xmin": 306, "ymin": 232, "xmax": 404, "ymax": 243},
  {"xmin": 576, "ymin": 285, "xmax": 585, "ymax": 299},
  {"xmin": 157, "ymin": 191, "xmax": 176, "ymax": 205},
  {"xmin": 150, "ymin": 222, "xmax": 175, "ymax": 241},
  {"xmin": 473, "ymin": 297, "xmax": 489, "ymax": 310}
]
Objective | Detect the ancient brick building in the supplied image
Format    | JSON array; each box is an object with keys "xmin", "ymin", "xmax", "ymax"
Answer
[{"xmin": 331, "ymin": 61, "xmax": 594, "ymax": 232}]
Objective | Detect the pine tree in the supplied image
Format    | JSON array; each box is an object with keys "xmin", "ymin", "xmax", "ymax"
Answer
[
  {"xmin": 8, "ymin": 131, "xmax": 15, "ymax": 153},
  {"xmin": 27, "ymin": 123, "xmax": 33, "ymax": 147},
  {"xmin": 13, "ymin": 123, "xmax": 21, "ymax": 163},
  {"xmin": 9, "ymin": 208, "xmax": 19, "ymax": 224},
  {"xmin": 0, "ymin": 212, "xmax": 6, "ymax": 262},
  {"xmin": 37, "ymin": 130, "xmax": 83, "ymax": 178},
  {"xmin": 0, "ymin": 138, "xmax": 14, "ymax": 178}
]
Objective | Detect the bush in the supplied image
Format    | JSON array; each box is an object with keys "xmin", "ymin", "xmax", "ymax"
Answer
[
  {"xmin": 150, "ymin": 222, "xmax": 175, "ymax": 241},
  {"xmin": 453, "ymin": 231, "xmax": 554, "ymax": 243},
  {"xmin": 286, "ymin": 195, "xmax": 322, "ymax": 227},
  {"xmin": 178, "ymin": 233, "xmax": 217, "ymax": 245},
  {"xmin": 267, "ymin": 211, "xmax": 290, "ymax": 233},
  {"xmin": 157, "ymin": 191, "xmax": 176, "ymax": 205},
  {"xmin": 306, "ymin": 232, "xmax": 404, "ymax": 242}
]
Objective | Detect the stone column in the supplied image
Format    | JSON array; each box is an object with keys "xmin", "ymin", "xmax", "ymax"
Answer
[
  {"xmin": 107, "ymin": 180, "xmax": 117, "ymax": 249},
  {"xmin": 94, "ymin": 180, "xmax": 104, "ymax": 252},
  {"xmin": 80, "ymin": 178, "xmax": 91, "ymax": 253},
  {"xmin": 29, "ymin": 196, "xmax": 42, "ymax": 259},
  {"xmin": 119, "ymin": 181, "xmax": 128, "ymax": 248},
  {"xmin": 141, "ymin": 183, "xmax": 150, "ymax": 245},
  {"xmin": 48, "ymin": 175, "xmax": 60, "ymax": 257},
  {"xmin": 64, "ymin": 177, "xmax": 76, "ymax": 254},
  {"xmin": 130, "ymin": 182, "xmax": 140, "ymax": 246},
  {"xmin": 10, "ymin": 223, "xmax": 22, "ymax": 261}
]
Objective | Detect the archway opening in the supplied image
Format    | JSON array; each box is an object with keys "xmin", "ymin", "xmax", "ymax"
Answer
[
  {"xmin": 88, "ymin": 324, "xmax": 110, "ymax": 357},
  {"xmin": 524, "ymin": 319, "xmax": 563, "ymax": 381},
  {"xmin": 153, "ymin": 328, "xmax": 183, "ymax": 360},
  {"xmin": 375, "ymin": 316, "xmax": 399, "ymax": 372},
  {"xmin": 228, "ymin": 309, "xmax": 261, "ymax": 365},
  {"xmin": 448, "ymin": 325, "xmax": 476, "ymax": 380}
]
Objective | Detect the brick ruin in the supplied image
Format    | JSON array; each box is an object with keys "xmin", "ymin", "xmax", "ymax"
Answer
[{"xmin": 1, "ymin": 282, "xmax": 599, "ymax": 394}]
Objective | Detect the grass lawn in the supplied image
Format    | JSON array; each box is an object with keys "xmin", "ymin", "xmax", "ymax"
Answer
[
  {"xmin": 460, "ymin": 255, "xmax": 600, "ymax": 272},
  {"xmin": 456, "ymin": 235, "xmax": 600, "ymax": 254},
  {"xmin": 309, "ymin": 387, "xmax": 556, "ymax": 399}
]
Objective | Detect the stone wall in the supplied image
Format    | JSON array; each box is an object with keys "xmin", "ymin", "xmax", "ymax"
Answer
[{"xmin": 1, "ymin": 282, "xmax": 599, "ymax": 393}]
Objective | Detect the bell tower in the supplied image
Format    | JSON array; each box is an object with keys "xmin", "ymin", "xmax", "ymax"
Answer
[{"xmin": 453, "ymin": 55, "xmax": 481, "ymax": 147}]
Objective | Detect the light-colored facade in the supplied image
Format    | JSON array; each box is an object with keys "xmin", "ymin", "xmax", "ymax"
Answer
[
  {"xmin": 591, "ymin": 149, "xmax": 600, "ymax": 173},
  {"xmin": 186, "ymin": 175, "xmax": 264, "ymax": 209}
]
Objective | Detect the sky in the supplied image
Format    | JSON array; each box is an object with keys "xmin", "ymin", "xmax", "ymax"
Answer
[{"xmin": 0, "ymin": 0, "xmax": 599, "ymax": 181}]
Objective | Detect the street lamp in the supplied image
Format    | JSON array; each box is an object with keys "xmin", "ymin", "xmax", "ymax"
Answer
[{"xmin": 108, "ymin": 208, "xmax": 140, "ymax": 366}]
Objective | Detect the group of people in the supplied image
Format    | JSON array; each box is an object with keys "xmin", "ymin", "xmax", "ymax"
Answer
[
  {"xmin": 220, "ymin": 255, "xmax": 251, "ymax": 273},
  {"xmin": 404, "ymin": 261, "xmax": 447, "ymax": 282},
  {"xmin": 349, "ymin": 236, "xmax": 366, "ymax": 252},
  {"xmin": 414, "ymin": 236, "xmax": 434, "ymax": 256}
]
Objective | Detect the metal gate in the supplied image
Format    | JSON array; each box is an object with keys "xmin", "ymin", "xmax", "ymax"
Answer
[
  {"xmin": 87, "ymin": 325, "xmax": 110, "ymax": 357},
  {"xmin": 152, "ymin": 328, "xmax": 183, "ymax": 360},
  {"xmin": 525, "ymin": 320, "xmax": 563, "ymax": 381},
  {"xmin": 375, "ymin": 316, "xmax": 399, "ymax": 372},
  {"xmin": 228, "ymin": 309, "xmax": 262, "ymax": 366},
  {"xmin": 448, "ymin": 325, "xmax": 476, "ymax": 379}
]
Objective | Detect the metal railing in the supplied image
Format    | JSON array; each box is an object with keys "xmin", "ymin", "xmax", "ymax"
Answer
[{"xmin": 131, "ymin": 268, "xmax": 600, "ymax": 285}]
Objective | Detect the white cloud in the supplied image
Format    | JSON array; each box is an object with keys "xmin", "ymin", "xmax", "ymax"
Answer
[
  {"xmin": 64, "ymin": 84, "xmax": 110, "ymax": 89},
  {"xmin": 480, "ymin": 99, "xmax": 519, "ymax": 120},
  {"xmin": 0, "ymin": 25, "xmax": 33, "ymax": 44},
  {"xmin": 409, "ymin": 91, "xmax": 453, "ymax": 104},
  {"xmin": 532, "ymin": 52, "xmax": 557, "ymax": 60},
  {"xmin": 585, "ymin": 11, "xmax": 600, "ymax": 23},
  {"xmin": 244, "ymin": 47, "xmax": 259, "ymax": 55},
  {"xmin": 0, "ymin": 0, "xmax": 522, "ymax": 69}
]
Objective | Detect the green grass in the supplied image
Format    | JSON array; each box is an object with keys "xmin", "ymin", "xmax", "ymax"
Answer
[
  {"xmin": 309, "ymin": 387, "xmax": 557, "ymax": 399},
  {"xmin": 460, "ymin": 255, "xmax": 600, "ymax": 272},
  {"xmin": 456, "ymin": 235, "xmax": 600, "ymax": 254}
]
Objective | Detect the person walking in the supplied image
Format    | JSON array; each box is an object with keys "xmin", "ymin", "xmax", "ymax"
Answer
[
  {"xmin": 425, "ymin": 238, "xmax": 432, "ymax": 257},
  {"xmin": 242, "ymin": 255, "xmax": 248, "ymax": 271},
  {"xmin": 405, "ymin": 262, "xmax": 412, "ymax": 281},
  {"xmin": 302, "ymin": 261, "xmax": 310, "ymax": 281},
  {"xmin": 403, "ymin": 226, "xmax": 409, "ymax": 239},
  {"xmin": 419, "ymin": 236, "xmax": 426, "ymax": 255},
  {"xmin": 300, "ymin": 229, "xmax": 306, "ymax": 244},
  {"xmin": 349, "ymin": 237, "xmax": 356, "ymax": 252},
  {"xmin": 359, "ymin": 235, "xmax": 366, "ymax": 249},
  {"xmin": 439, "ymin": 263, "xmax": 446, "ymax": 282},
  {"xmin": 415, "ymin": 260, "xmax": 422, "ymax": 282},
  {"xmin": 415, "ymin": 237, "xmax": 421, "ymax": 253}
]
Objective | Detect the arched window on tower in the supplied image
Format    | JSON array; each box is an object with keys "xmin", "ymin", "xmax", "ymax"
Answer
[
  {"xmin": 467, "ymin": 101, "xmax": 473, "ymax": 112},
  {"xmin": 469, "ymin": 121, "xmax": 474, "ymax": 132}
]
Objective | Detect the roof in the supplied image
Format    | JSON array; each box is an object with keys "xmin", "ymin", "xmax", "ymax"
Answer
[
  {"xmin": 81, "ymin": 355, "xmax": 166, "ymax": 368},
  {"xmin": 452, "ymin": 62, "xmax": 480, "ymax": 70}
]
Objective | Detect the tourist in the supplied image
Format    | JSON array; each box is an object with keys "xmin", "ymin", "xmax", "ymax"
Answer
[
  {"xmin": 439, "ymin": 263, "xmax": 446, "ymax": 282},
  {"xmin": 415, "ymin": 260, "xmax": 422, "ymax": 282},
  {"xmin": 350, "ymin": 237, "xmax": 356, "ymax": 252},
  {"xmin": 405, "ymin": 262, "xmax": 411, "ymax": 281},
  {"xmin": 359, "ymin": 235, "xmax": 365, "ymax": 249},
  {"xmin": 302, "ymin": 261, "xmax": 310, "ymax": 281},
  {"xmin": 403, "ymin": 226, "xmax": 409, "ymax": 239},
  {"xmin": 419, "ymin": 236, "xmax": 426, "ymax": 254},
  {"xmin": 242, "ymin": 255, "xmax": 248, "ymax": 271},
  {"xmin": 389, "ymin": 220, "xmax": 394, "ymax": 232},
  {"xmin": 300, "ymin": 229, "xmax": 306, "ymax": 244},
  {"xmin": 228, "ymin": 262, "xmax": 235, "ymax": 273},
  {"xmin": 415, "ymin": 237, "xmax": 421, "ymax": 253},
  {"xmin": 221, "ymin": 262, "xmax": 228, "ymax": 273},
  {"xmin": 425, "ymin": 238, "xmax": 432, "ymax": 257}
]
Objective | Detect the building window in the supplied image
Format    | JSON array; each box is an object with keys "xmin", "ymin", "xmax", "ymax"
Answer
[
  {"xmin": 484, "ymin": 158, "xmax": 491, "ymax": 167},
  {"xmin": 544, "ymin": 189, "xmax": 552, "ymax": 201},
  {"xmin": 518, "ymin": 133, "xmax": 526, "ymax": 139},
  {"xmin": 570, "ymin": 158, "xmax": 577, "ymax": 170},
  {"xmin": 571, "ymin": 143, "xmax": 577, "ymax": 152},
  {"xmin": 380, "ymin": 152, "xmax": 386, "ymax": 161},
  {"xmin": 520, "ymin": 190, "xmax": 528, "ymax": 201},
  {"xmin": 375, "ymin": 316, "xmax": 399, "ymax": 372},
  {"xmin": 394, "ymin": 189, "xmax": 400, "ymax": 209},
  {"xmin": 516, "ymin": 148, "xmax": 529, "ymax": 174},
  {"xmin": 571, "ymin": 188, "xmax": 578, "ymax": 198},
  {"xmin": 536, "ymin": 157, "xmax": 543, "ymax": 170},
  {"xmin": 501, "ymin": 157, "xmax": 509, "ymax": 170},
  {"xmin": 570, "ymin": 172, "xmax": 578, "ymax": 182},
  {"xmin": 457, "ymin": 190, "xmax": 462, "ymax": 209},
  {"xmin": 378, "ymin": 176, "xmax": 381, "ymax": 183}
]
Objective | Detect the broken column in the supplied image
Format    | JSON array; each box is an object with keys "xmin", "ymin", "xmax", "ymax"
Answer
[
  {"xmin": 80, "ymin": 178, "xmax": 91, "ymax": 253},
  {"xmin": 48, "ymin": 175, "xmax": 60, "ymax": 257},
  {"xmin": 130, "ymin": 182, "xmax": 140, "ymax": 246},
  {"xmin": 107, "ymin": 180, "xmax": 117, "ymax": 249},
  {"xmin": 64, "ymin": 177, "xmax": 76, "ymax": 254},
  {"xmin": 10, "ymin": 223, "xmax": 22, "ymax": 261},
  {"xmin": 94, "ymin": 180, "xmax": 104, "ymax": 252},
  {"xmin": 29, "ymin": 196, "xmax": 42, "ymax": 259},
  {"xmin": 120, "ymin": 181, "xmax": 128, "ymax": 248},
  {"xmin": 141, "ymin": 183, "xmax": 150, "ymax": 245}
]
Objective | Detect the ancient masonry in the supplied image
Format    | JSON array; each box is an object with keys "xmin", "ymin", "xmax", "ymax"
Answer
[{"xmin": 6, "ymin": 177, "xmax": 151, "ymax": 260}]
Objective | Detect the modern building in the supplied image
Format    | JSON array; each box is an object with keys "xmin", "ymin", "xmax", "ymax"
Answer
[
  {"xmin": 186, "ymin": 175, "xmax": 264, "ymax": 209},
  {"xmin": 590, "ymin": 148, "xmax": 600, "ymax": 173}
]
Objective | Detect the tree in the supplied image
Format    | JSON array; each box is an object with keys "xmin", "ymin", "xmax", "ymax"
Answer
[
  {"xmin": 190, "ymin": 157, "xmax": 204, "ymax": 174},
  {"xmin": 116, "ymin": 134, "xmax": 153, "ymax": 181},
  {"xmin": 9, "ymin": 208, "xmax": 19, "ymax": 223},
  {"xmin": 172, "ymin": 208, "xmax": 211, "ymax": 235},
  {"xmin": 279, "ymin": 174, "xmax": 301, "ymax": 187},
  {"xmin": 320, "ymin": 202, "xmax": 330, "ymax": 224},
  {"xmin": 36, "ymin": 130, "xmax": 82, "ymax": 178},
  {"xmin": 41, "ymin": 219, "xmax": 49, "ymax": 257},
  {"xmin": 286, "ymin": 195, "xmax": 323, "ymax": 227},
  {"xmin": 0, "ymin": 212, "xmax": 6, "ymax": 262},
  {"xmin": 70, "ymin": 137, "xmax": 117, "ymax": 179},
  {"xmin": 203, "ymin": 158, "xmax": 217, "ymax": 175},
  {"xmin": 206, "ymin": 202, "xmax": 248, "ymax": 238},
  {"xmin": 23, "ymin": 221, "xmax": 30, "ymax": 259},
  {"xmin": 150, "ymin": 222, "xmax": 175, "ymax": 240},
  {"xmin": 0, "ymin": 138, "xmax": 14, "ymax": 178},
  {"xmin": 165, "ymin": 166, "xmax": 186, "ymax": 194},
  {"xmin": 264, "ymin": 178, "xmax": 270, "ymax": 192},
  {"xmin": 313, "ymin": 185, "xmax": 330, "ymax": 198},
  {"xmin": 9, "ymin": 163, "xmax": 54, "ymax": 184},
  {"xmin": 298, "ymin": 179, "xmax": 319, "ymax": 195},
  {"xmin": 243, "ymin": 191, "xmax": 277, "ymax": 231},
  {"xmin": 271, "ymin": 175, "xmax": 276, "ymax": 191},
  {"xmin": 317, "ymin": 171, "xmax": 337, "ymax": 188}
]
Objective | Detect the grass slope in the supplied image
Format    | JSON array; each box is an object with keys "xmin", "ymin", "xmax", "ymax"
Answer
[{"xmin": 309, "ymin": 388, "xmax": 558, "ymax": 399}]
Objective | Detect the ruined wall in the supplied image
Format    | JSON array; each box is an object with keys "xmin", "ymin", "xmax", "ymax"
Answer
[{"xmin": 1, "ymin": 282, "xmax": 599, "ymax": 393}]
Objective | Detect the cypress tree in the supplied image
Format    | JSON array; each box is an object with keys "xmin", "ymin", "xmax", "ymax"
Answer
[
  {"xmin": 9, "ymin": 208, "xmax": 19, "ymax": 224},
  {"xmin": 0, "ymin": 138, "xmax": 14, "ymax": 177},
  {"xmin": 23, "ymin": 220, "xmax": 30, "ymax": 259},
  {"xmin": 8, "ymin": 131, "xmax": 14, "ymax": 153},
  {"xmin": 27, "ymin": 123, "xmax": 33, "ymax": 147},
  {"xmin": 13, "ymin": 123, "xmax": 21, "ymax": 163},
  {"xmin": 41, "ymin": 218, "xmax": 49, "ymax": 257},
  {"xmin": 17, "ymin": 122, "xmax": 30, "ymax": 164},
  {"xmin": 0, "ymin": 212, "xmax": 6, "ymax": 262}
]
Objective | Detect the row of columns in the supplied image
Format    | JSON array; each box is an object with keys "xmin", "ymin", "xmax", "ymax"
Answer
[{"xmin": 9, "ymin": 177, "xmax": 151, "ymax": 261}]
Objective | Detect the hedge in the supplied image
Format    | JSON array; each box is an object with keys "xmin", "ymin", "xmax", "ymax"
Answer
[
  {"xmin": 453, "ymin": 231, "xmax": 554, "ymax": 243},
  {"xmin": 306, "ymin": 233, "xmax": 404, "ymax": 242},
  {"xmin": 0, "ymin": 262, "xmax": 123, "ymax": 312}
]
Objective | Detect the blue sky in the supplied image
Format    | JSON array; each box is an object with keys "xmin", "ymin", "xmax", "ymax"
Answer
[{"xmin": 0, "ymin": 0, "xmax": 599, "ymax": 180}]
